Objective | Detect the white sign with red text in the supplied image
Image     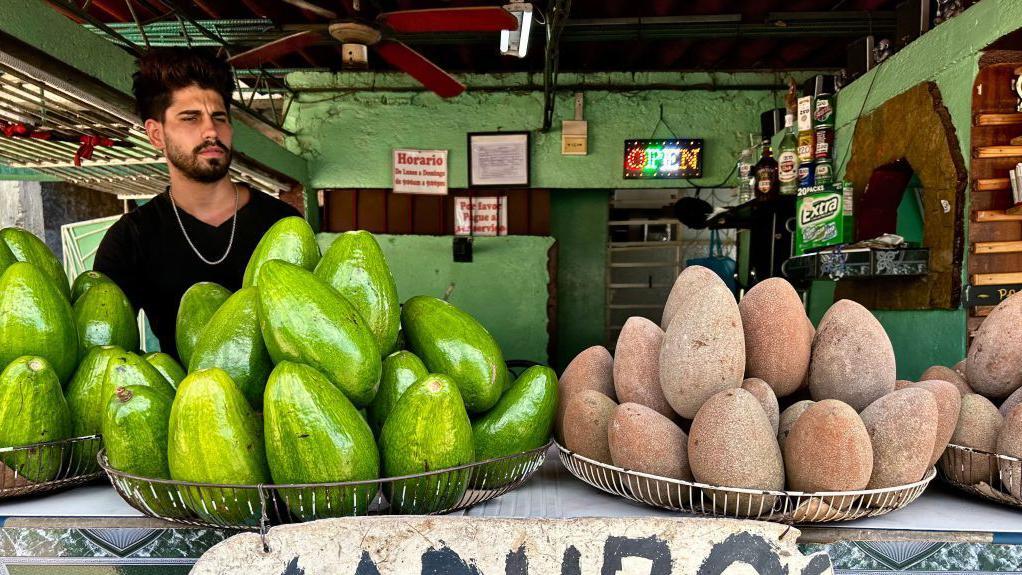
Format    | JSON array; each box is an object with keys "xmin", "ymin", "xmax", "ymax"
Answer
[
  {"xmin": 454, "ymin": 196, "xmax": 507, "ymax": 236},
  {"xmin": 392, "ymin": 149, "xmax": 448, "ymax": 195}
]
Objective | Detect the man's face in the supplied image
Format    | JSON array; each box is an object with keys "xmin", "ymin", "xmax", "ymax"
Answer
[{"xmin": 145, "ymin": 84, "xmax": 233, "ymax": 184}]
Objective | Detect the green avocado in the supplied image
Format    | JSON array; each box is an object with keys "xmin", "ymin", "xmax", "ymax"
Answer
[
  {"xmin": 368, "ymin": 351, "xmax": 428, "ymax": 435},
  {"xmin": 243, "ymin": 216, "xmax": 320, "ymax": 288},
  {"xmin": 174, "ymin": 282, "xmax": 231, "ymax": 367},
  {"xmin": 0, "ymin": 356, "xmax": 72, "ymax": 482}
]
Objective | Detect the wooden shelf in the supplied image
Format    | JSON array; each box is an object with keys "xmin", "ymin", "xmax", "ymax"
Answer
[
  {"xmin": 975, "ymin": 112, "xmax": 1022, "ymax": 126},
  {"xmin": 974, "ymin": 178, "xmax": 1010, "ymax": 191},
  {"xmin": 974, "ymin": 240, "xmax": 1022, "ymax": 254},
  {"xmin": 972, "ymin": 272, "xmax": 1022, "ymax": 285},
  {"xmin": 974, "ymin": 210, "xmax": 1022, "ymax": 222},
  {"xmin": 975, "ymin": 146, "xmax": 1022, "ymax": 159}
]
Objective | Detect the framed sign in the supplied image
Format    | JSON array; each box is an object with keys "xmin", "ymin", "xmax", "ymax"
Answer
[
  {"xmin": 468, "ymin": 132, "xmax": 530, "ymax": 187},
  {"xmin": 454, "ymin": 196, "xmax": 508, "ymax": 236},
  {"xmin": 393, "ymin": 149, "xmax": 448, "ymax": 195},
  {"xmin": 623, "ymin": 139, "xmax": 703, "ymax": 179}
]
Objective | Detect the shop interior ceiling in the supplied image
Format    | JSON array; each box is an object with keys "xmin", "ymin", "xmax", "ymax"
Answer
[{"xmin": 2, "ymin": 0, "xmax": 899, "ymax": 196}]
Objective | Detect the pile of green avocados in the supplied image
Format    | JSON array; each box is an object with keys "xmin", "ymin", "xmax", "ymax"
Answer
[{"xmin": 0, "ymin": 218, "xmax": 558, "ymax": 523}]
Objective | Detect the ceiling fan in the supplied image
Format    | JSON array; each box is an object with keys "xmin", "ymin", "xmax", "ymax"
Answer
[{"xmin": 228, "ymin": 4, "xmax": 520, "ymax": 98}]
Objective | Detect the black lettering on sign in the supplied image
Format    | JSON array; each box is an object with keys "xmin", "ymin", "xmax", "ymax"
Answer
[
  {"xmin": 561, "ymin": 545, "xmax": 581, "ymax": 575},
  {"xmin": 281, "ymin": 556, "xmax": 305, "ymax": 575},
  {"xmin": 506, "ymin": 544, "xmax": 528, "ymax": 575},
  {"xmin": 697, "ymin": 533, "xmax": 785, "ymax": 575},
  {"xmin": 356, "ymin": 550, "xmax": 383, "ymax": 575},
  {"xmin": 421, "ymin": 544, "xmax": 482, "ymax": 575},
  {"xmin": 600, "ymin": 535, "xmax": 671, "ymax": 575}
]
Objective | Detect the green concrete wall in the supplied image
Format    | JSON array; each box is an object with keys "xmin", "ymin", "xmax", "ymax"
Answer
[
  {"xmin": 550, "ymin": 191, "xmax": 609, "ymax": 371},
  {"xmin": 317, "ymin": 233, "xmax": 554, "ymax": 364},
  {"xmin": 819, "ymin": 0, "xmax": 1022, "ymax": 372}
]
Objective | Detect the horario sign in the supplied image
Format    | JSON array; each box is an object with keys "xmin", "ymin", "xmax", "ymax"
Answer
[{"xmin": 393, "ymin": 149, "xmax": 448, "ymax": 195}]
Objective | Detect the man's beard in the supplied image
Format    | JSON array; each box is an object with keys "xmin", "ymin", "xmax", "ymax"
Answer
[{"xmin": 165, "ymin": 137, "xmax": 232, "ymax": 183}]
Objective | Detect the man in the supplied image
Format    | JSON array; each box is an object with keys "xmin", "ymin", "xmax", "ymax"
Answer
[{"xmin": 95, "ymin": 48, "xmax": 301, "ymax": 360}]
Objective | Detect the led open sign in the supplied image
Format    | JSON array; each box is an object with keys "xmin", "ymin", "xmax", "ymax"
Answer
[{"xmin": 623, "ymin": 139, "xmax": 703, "ymax": 179}]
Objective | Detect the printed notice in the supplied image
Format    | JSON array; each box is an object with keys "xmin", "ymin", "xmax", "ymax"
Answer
[
  {"xmin": 392, "ymin": 149, "xmax": 448, "ymax": 195},
  {"xmin": 469, "ymin": 133, "xmax": 529, "ymax": 187},
  {"xmin": 454, "ymin": 196, "xmax": 507, "ymax": 236}
]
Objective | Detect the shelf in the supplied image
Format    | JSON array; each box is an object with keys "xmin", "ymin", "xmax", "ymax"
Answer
[
  {"xmin": 974, "ymin": 178, "xmax": 1010, "ymax": 192},
  {"xmin": 974, "ymin": 146, "xmax": 1022, "ymax": 159},
  {"xmin": 972, "ymin": 272, "xmax": 1022, "ymax": 286},
  {"xmin": 973, "ymin": 241, "xmax": 1022, "ymax": 254},
  {"xmin": 974, "ymin": 210, "xmax": 1022, "ymax": 222},
  {"xmin": 785, "ymin": 247, "xmax": 929, "ymax": 281},
  {"xmin": 974, "ymin": 113, "xmax": 1022, "ymax": 126}
]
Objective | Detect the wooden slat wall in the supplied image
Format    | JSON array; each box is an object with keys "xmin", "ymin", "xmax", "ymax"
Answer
[{"xmin": 322, "ymin": 189, "xmax": 552, "ymax": 236}]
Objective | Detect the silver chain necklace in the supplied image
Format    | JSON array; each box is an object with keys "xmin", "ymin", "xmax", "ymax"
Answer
[{"xmin": 168, "ymin": 183, "xmax": 239, "ymax": 266}]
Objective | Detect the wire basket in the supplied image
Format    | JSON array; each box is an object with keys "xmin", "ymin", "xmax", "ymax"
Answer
[
  {"xmin": 938, "ymin": 443, "xmax": 1022, "ymax": 509},
  {"xmin": 99, "ymin": 441, "xmax": 551, "ymax": 531},
  {"xmin": 0, "ymin": 435, "xmax": 104, "ymax": 499},
  {"xmin": 556, "ymin": 442, "xmax": 935, "ymax": 524}
]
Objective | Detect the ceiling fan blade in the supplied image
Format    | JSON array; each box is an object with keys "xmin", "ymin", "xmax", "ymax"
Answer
[
  {"xmin": 228, "ymin": 30, "xmax": 324, "ymax": 68},
  {"xmin": 279, "ymin": 0, "xmax": 338, "ymax": 20},
  {"xmin": 373, "ymin": 40, "xmax": 465, "ymax": 98},
  {"xmin": 379, "ymin": 7, "xmax": 519, "ymax": 34}
]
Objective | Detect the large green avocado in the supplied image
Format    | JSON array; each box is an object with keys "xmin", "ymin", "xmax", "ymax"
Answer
[
  {"xmin": 368, "ymin": 351, "xmax": 428, "ymax": 435},
  {"xmin": 73, "ymin": 282, "xmax": 139, "ymax": 359},
  {"xmin": 102, "ymin": 385, "xmax": 185, "ymax": 517},
  {"xmin": 263, "ymin": 362, "xmax": 379, "ymax": 519},
  {"xmin": 0, "ymin": 357, "xmax": 73, "ymax": 482},
  {"xmin": 188, "ymin": 288, "xmax": 272, "ymax": 410},
  {"xmin": 66, "ymin": 345, "xmax": 126, "ymax": 472},
  {"xmin": 242, "ymin": 216, "xmax": 320, "ymax": 288},
  {"xmin": 175, "ymin": 282, "xmax": 231, "ymax": 367},
  {"xmin": 0, "ymin": 227, "xmax": 71, "ymax": 301},
  {"xmin": 0, "ymin": 241, "xmax": 18, "ymax": 279},
  {"xmin": 101, "ymin": 351, "xmax": 176, "ymax": 407},
  {"xmin": 379, "ymin": 373, "xmax": 474, "ymax": 514},
  {"xmin": 471, "ymin": 366, "xmax": 558, "ymax": 487},
  {"xmin": 70, "ymin": 270, "xmax": 114, "ymax": 304},
  {"xmin": 0, "ymin": 262, "xmax": 79, "ymax": 383},
  {"xmin": 144, "ymin": 352, "xmax": 186, "ymax": 389},
  {"xmin": 257, "ymin": 260, "xmax": 381, "ymax": 407},
  {"xmin": 401, "ymin": 296, "xmax": 507, "ymax": 413},
  {"xmin": 315, "ymin": 231, "xmax": 400, "ymax": 355},
  {"xmin": 168, "ymin": 368, "xmax": 270, "ymax": 526}
]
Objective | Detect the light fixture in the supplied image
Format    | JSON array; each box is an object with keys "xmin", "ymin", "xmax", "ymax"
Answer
[{"xmin": 500, "ymin": 3, "xmax": 533, "ymax": 58}]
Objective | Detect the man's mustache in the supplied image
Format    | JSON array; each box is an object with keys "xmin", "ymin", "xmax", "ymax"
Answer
[{"xmin": 193, "ymin": 141, "xmax": 230, "ymax": 155}]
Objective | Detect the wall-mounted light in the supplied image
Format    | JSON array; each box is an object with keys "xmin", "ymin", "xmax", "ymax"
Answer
[{"xmin": 500, "ymin": 3, "xmax": 533, "ymax": 58}]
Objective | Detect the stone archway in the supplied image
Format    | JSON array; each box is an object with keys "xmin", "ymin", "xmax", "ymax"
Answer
[{"xmin": 837, "ymin": 81, "xmax": 967, "ymax": 310}]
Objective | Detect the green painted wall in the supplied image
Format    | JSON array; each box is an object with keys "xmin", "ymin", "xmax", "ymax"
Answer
[
  {"xmin": 317, "ymin": 233, "xmax": 554, "ymax": 364},
  {"xmin": 550, "ymin": 191, "xmax": 609, "ymax": 371},
  {"xmin": 817, "ymin": 0, "xmax": 1022, "ymax": 373}
]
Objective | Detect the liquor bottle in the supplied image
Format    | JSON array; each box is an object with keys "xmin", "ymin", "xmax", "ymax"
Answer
[
  {"xmin": 777, "ymin": 114, "xmax": 798, "ymax": 195},
  {"xmin": 736, "ymin": 147, "xmax": 755, "ymax": 203},
  {"xmin": 753, "ymin": 142, "xmax": 779, "ymax": 198}
]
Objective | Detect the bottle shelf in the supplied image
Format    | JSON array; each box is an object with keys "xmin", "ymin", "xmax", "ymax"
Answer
[
  {"xmin": 973, "ymin": 210, "xmax": 1022, "ymax": 222},
  {"xmin": 973, "ymin": 241, "xmax": 1022, "ymax": 254}
]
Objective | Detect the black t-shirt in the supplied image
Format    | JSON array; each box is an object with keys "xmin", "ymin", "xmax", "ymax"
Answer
[{"xmin": 94, "ymin": 189, "xmax": 301, "ymax": 360}]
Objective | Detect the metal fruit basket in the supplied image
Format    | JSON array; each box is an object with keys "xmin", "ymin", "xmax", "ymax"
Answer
[
  {"xmin": 99, "ymin": 441, "xmax": 551, "ymax": 531},
  {"xmin": 0, "ymin": 435, "xmax": 104, "ymax": 498},
  {"xmin": 938, "ymin": 443, "xmax": 1022, "ymax": 509},
  {"xmin": 556, "ymin": 442, "xmax": 935, "ymax": 524}
]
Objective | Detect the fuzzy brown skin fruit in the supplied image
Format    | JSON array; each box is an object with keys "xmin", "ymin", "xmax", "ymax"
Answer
[
  {"xmin": 659, "ymin": 268, "xmax": 745, "ymax": 419},
  {"xmin": 739, "ymin": 278, "xmax": 812, "ymax": 398},
  {"xmin": 966, "ymin": 293, "xmax": 1022, "ymax": 399},
  {"xmin": 784, "ymin": 399, "xmax": 873, "ymax": 492},
  {"xmin": 688, "ymin": 389, "xmax": 784, "ymax": 513},
  {"xmin": 950, "ymin": 394, "xmax": 1004, "ymax": 485},
  {"xmin": 608, "ymin": 402, "xmax": 691, "ymax": 480},
  {"xmin": 997, "ymin": 405, "xmax": 1022, "ymax": 499},
  {"xmin": 777, "ymin": 400, "xmax": 815, "ymax": 452},
  {"xmin": 905, "ymin": 380, "xmax": 962, "ymax": 467},
  {"xmin": 741, "ymin": 378, "xmax": 779, "ymax": 435},
  {"xmin": 1000, "ymin": 386, "xmax": 1022, "ymax": 418},
  {"xmin": 562, "ymin": 390, "xmax": 617, "ymax": 464},
  {"xmin": 613, "ymin": 317, "xmax": 672, "ymax": 418},
  {"xmin": 808, "ymin": 300, "xmax": 896, "ymax": 412},
  {"xmin": 555, "ymin": 346, "xmax": 615, "ymax": 443},
  {"xmin": 859, "ymin": 389, "xmax": 939, "ymax": 489},
  {"xmin": 920, "ymin": 365, "xmax": 973, "ymax": 396},
  {"xmin": 661, "ymin": 266, "xmax": 721, "ymax": 330},
  {"xmin": 894, "ymin": 380, "xmax": 913, "ymax": 390},
  {"xmin": 954, "ymin": 359, "xmax": 967, "ymax": 379}
]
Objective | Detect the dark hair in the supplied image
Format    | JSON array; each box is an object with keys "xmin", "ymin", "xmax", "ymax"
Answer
[{"xmin": 133, "ymin": 48, "xmax": 235, "ymax": 122}]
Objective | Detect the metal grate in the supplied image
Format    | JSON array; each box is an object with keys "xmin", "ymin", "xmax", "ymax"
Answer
[{"xmin": 0, "ymin": 435, "xmax": 104, "ymax": 499}]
